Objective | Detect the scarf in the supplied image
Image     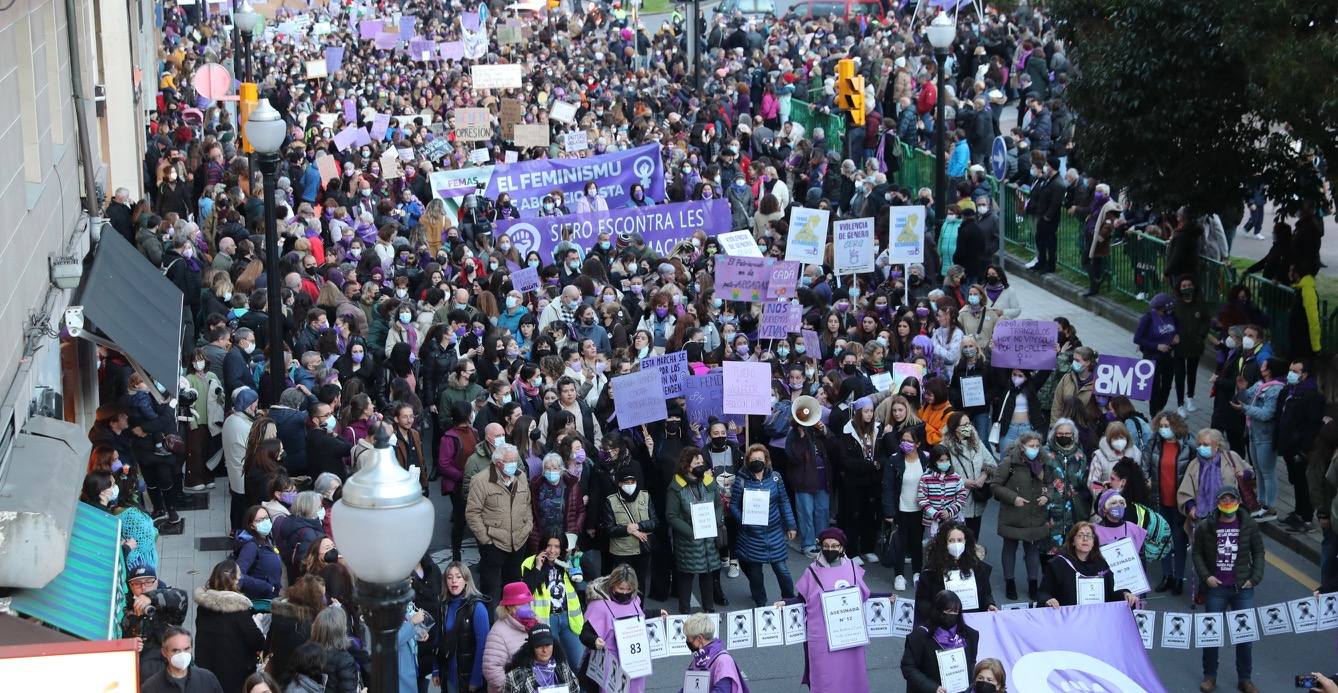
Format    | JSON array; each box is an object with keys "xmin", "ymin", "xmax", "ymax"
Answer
[
  {"xmin": 515, "ymin": 374, "xmax": 538, "ymax": 398},
  {"xmin": 1025, "ymin": 451, "xmax": 1044, "ymax": 479},
  {"xmin": 1195, "ymin": 452, "xmax": 1224, "ymax": 516},
  {"xmin": 932, "ymin": 624, "xmax": 965, "ymax": 650},
  {"xmin": 532, "ymin": 660, "xmax": 558, "ymax": 688}
]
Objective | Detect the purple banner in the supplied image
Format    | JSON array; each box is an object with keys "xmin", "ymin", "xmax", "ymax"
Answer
[
  {"xmin": 399, "ymin": 15, "xmax": 416, "ymax": 40},
  {"xmin": 1094, "ymin": 354, "xmax": 1156, "ymax": 401},
  {"xmin": 439, "ymin": 41, "xmax": 465, "ymax": 61},
  {"xmin": 767, "ymin": 261, "xmax": 801, "ymax": 300},
  {"xmin": 990, "ymin": 319, "xmax": 1059, "ymax": 370},
  {"xmin": 343, "ymin": 98, "xmax": 357, "ymax": 124},
  {"xmin": 716, "ymin": 256, "xmax": 769, "ymax": 302},
  {"xmin": 430, "ymin": 143, "xmax": 665, "ymax": 218},
  {"xmin": 493, "ymin": 198, "xmax": 719, "ymax": 263},
  {"xmin": 611, "ymin": 368, "xmax": 667, "ymax": 430},
  {"xmin": 324, "ymin": 46, "xmax": 345, "ymax": 74},
  {"xmin": 964, "ymin": 602, "xmax": 1168, "ymax": 693},
  {"xmin": 358, "ymin": 19, "xmax": 382, "ymax": 39}
]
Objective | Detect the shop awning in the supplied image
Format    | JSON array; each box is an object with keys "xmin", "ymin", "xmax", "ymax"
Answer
[
  {"xmin": 9, "ymin": 500, "xmax": 124, "ymax": 640},
  {"xmin": 0, "ymin": 417, "xmax": 87, "ymax": 589},
  {"xmin": 73, "ymin": 230, "xmax": 183, "ymax": 399}
]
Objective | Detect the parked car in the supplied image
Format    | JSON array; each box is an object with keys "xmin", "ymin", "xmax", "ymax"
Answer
[
  {"xmin": 783, "ymin": 0, "xmax": 884, "ymax": 19},
  {"xmin": 714, "ymin": 0, "xmax": 778, "ymax": 17}
]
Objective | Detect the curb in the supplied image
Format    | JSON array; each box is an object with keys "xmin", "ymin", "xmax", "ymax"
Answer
[{"xmin": 1000, "ymin": 256, "xmax": 1323, "ymax": 566}]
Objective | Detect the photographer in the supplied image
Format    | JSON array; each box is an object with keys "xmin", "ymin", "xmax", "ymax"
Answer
[
  {"xmin": 458, "ymin": 181, "xmax": 494, "ymax": 243},
  {"xmin": 121, "ymin": 564, "xmax": 189, "ymax": 680}
]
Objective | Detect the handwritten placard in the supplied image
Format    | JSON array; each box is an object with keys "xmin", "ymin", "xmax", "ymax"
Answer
[
  {"xmin": 612, "ymin": 368, "xmax": 668, "ymax": 429},
  {"xmin": 640, "ymin": 351, "xmax": 689, "ymax": 398},
  {"xmin": 990, "ymin": 320, "xmax": 1059, "ymax": 370},
  {"xmin": 723, "ymin": 361, "xmax": 773, "ymax": 416}
]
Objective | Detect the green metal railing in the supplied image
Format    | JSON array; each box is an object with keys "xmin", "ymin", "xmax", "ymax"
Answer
[
  {"xmin": 788, "ymin": 99, "xmax": 846, "ymax": 155},
  {"xmin": 881, "ymin": 147, "xmax": 1335, "ymax": 357}
]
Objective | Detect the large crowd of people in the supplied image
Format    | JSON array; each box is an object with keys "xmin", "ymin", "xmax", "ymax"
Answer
[{"xmin": 74, "ymin": 0, "xmax": 1338, "ymax": 691}]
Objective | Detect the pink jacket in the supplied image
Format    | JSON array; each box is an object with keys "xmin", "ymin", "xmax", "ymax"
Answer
[{"xmin": 481, "ymin": 615, "xmax": 528, "ymax": 692}]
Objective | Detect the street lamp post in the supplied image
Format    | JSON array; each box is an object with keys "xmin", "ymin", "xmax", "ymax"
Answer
[
  {"xmin": 243, "ymin": 99, "xmax": 287, "ymax": 403},
  {"xmin": 331, "ymin": 427, "xmax": 435, "ymax": 693},
  {"xmin": 927, "ymin": 12, "xmax": 956, "ymax": 236},
  {"xmin": 233, "ymin": 4, "xmax": 261, "ymax": 82}
]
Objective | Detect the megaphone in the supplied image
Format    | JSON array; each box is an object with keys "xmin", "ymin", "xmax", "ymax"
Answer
[{"xmin": 792, "ymin": 395, "xmax": 821, "ymax": 427}]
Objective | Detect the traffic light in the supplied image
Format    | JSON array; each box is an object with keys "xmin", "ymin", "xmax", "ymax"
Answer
[{"xmin": 834, "ymin": 58, "xmax": 866, "ymax": 127}]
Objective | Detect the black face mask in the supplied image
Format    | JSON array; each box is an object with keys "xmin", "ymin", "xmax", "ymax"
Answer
[
  {"xmin": 931, "ymin": 610, "xmax": 960, "ymax": 630},
  {"xmin": 690, "ymin": 465, "xmax": 706, "ymax": 479},
  {"xmin": 747, "ymin": 459, "xmax": 765, "ymax": 473},
  {"xmin": 611, "ymin": 591, "xmax": 635, "ymax": 605},
  {"xmin": 709, "ymin": 437, "xmax": 727, "ymax": 451},
  {"xmin": 1054, "ymin": 435, "xmax": 1074, "ymax": 447},
  {"xmin": 821, "ymin": 549, "xmax": 843, "ymax": 564},
  {"xmin": 325, "ymin": 548, "xmax": 340, "ymax": 563},
  {"xmin": 972, "ymin": 682, "xmax": 998, "ymax": 693},
  {"xmin": 842, "ymin": 363, "xmax": 857, "ymax": 375}
]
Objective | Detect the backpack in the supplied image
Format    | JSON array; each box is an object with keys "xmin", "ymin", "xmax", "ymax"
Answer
[{"xmin": 1135, "ymin": 503, "xmax": 1171, "ymax": 562}]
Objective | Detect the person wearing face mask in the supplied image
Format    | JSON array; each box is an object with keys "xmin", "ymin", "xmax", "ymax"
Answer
[
  {"xmin": 1232, "ymin": 356, "xmax": 1287, "ymax": 522},
  {"xmin": 575, "ymin": 181, "xmax": 609, "ymax": 214},
  {"xmin": 1276, "ymin": 360, "xmax": 1325, "ymax": 533},
  {"xmin": 914, "ymin": 523, "xmax": 997, "ymax": 625},
  {"xmin": 990, "ymin": 432, "xmax": 1052, "ymax": 602},
  {"xmin": 139, "ymin": 627, "xmax": 225, "ymax": 693},
  {"xmin": 580, "ymin": 565, "xmax": 661, "ymax": 693},
  {"xmin": 481, "ymin": 582, "xmax": 539, "ymax": 692},
  {"xmin": 1133, "ymin": 293, "xmax": 1180, "ymax": 417},
  {"xmin": 466, "ymin": 441, "xmax": 533, "ymax": 604},
  {"xmin": 901, "ymin": 589, "xmax": 980, "ymax": 693},
  {"xmin": 834, "ymin": 397, "xmax": 891, "ymax": 564},
  {"xmin": 1088, "ymin": 422, "xmax": 1139, "ymax": 495},
  {"xmin": 679, "ymin": 610, "xmax": 747, "ymax": 693},
  {"xmin": 1190, "ymin": 486, "xmax": 1264, "ymax": 693},
  {"xmin": 1038, "ymin": 521, "xmax": 1138, "ymax": 609},
  {"xmin": 1142, "ymin": 411, "xmax": 1195, "ymax": 594},
  {"xmin": 941, "ymin": 412, "xmax": 997, "ymax": 540},
  {"xmin": 305, "ymin": 401, "xmax": 353, "ymax": 483},
  {"xmin": 518, "ymin": 531, "xmax": 587, "ymax": 672},
  {"xmin": 182, "ymin": 348, "xmax": 225, "ymax": 494},
  {"xmin": 122, "ymin": 564, "xmax": 191, "ymax": 681},
  {"xmin": 971, "ymin": 658, "xmax": 1008, "ymax": 693},
  {"xmin": 1092, "ymin": 488, "xmax": 1148, "ymax": 555},
  {"xmin": 1177, "ymin": 427, "xmax": 1255, "ymax": 533},
  {"xmin": 600, "ymin": 466, "xmax": 657, "ymax": 589},
  {"xmin": 1040, "ymin": 418, "xmax": 1092, "ymax": 554},
  {"xmin": 665, "ymin": 447, "xmax": 725, "ymax": 614},
  {"xmin": 1048, "ymin": 346, "xmax": 1098, "ymax": 426},
  {"xmin": 526, "ymin": 453, "xmax": 587, "ymax": 553},
  {"xmin": 729, "ymin": 445, "xmax": 797, "ymax": 606},
  {"xmin": 773, "ymin": 526, "xmax": 873, "ymax": 693}
]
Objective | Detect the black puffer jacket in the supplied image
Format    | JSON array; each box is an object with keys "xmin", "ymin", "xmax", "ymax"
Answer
[{"xmin": 193, "ymin": 587, "xmax": 264, "ymax": 693}]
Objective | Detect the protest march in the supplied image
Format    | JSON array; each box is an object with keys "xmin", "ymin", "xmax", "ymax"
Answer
[{"xmin": 5, "ymin": 0, "xmax": 1337, "ymax": 691}]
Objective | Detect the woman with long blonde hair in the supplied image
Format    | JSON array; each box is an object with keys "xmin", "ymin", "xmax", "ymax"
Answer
[{"xmin": 419, "ymin": 198, "xmax": 450, "ymax": 257}]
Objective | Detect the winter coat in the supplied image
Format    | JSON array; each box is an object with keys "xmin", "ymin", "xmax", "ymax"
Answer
[
  {"xmin": 528, "ymin": 472, "xmax": 587, "ymax": 552},
  {"xmin": 1192, "ymin": 510, "xmax": 1265, "ymax": 589},
  {"xmin": 503, "ymin": 659, "xmax": 581, "ymax": 693},
  {"xmin": 267, "ymin": 598, "xmax": 315, "ymax": 685},
  {"xmin": 437, "ymin": 424, "xmax": 477, "ymax": 495},
  {"xmin": 1277, "ymin": 379, "xmax": 1325, "ymax": 458},
  {"xmin": 1172, "ymin": 296, "xmax": 1212, "ymax": 358},
  {"xmin": 234, "ymin": 530, "xmax": 283, "ymax": 600},
  {"xmin": 833, "ymin": 420, "xmax": 887, "ymax": 489},
  {"xmin": 729, "ymin": 470, "xmax": 797, "ymax": 563},
  {"xmin": 1238, "ymin": 379, "xmax": 1283, "ymax": 444},
  {"xmin": 1141, "ymin": 436, "xmax": 1194, "ymax": 509},
  {"xmin": 319, "ymin": 645, "xmax": 361, "ymax": 693},
  {"xmin": 665, "ymin": 473, "xmax": 724, "ymax": 574},
  {"xmin": 945, "ymin": 440, "xmax": 997, "ymax": 519},
  {"xmin": 1132, "ymin": 310, "xmax": 1178, "ymax": 359},
  {"xmin": 1049, "ymin": 372, "xmax": 1096, "ymax": 427},
  {"xmin": 914, "ymin": 561, "xmax": 996, "ymax": 625},
  {"xmin": 990, "ymin": 446, "xmax": 1052, "ymax": 542},
  {"xmin": 140, "ymin": 666, "xmax": 226, "ymax": 693},
  {"xmin": 465, "ymin": 465, "xmax": 533, "ymax": 553},
  {"xmin": 193, "ymin": 587, "xmax": 264, "ymax": 693},
  {"xmin": 275, "ymin": 515, "xmax": 326, "ymax": 583},
  {"xmin": 1176, "ymin": 450, "xmax": 1252, "ymax": 520},
  {"xmin": 481, "ymin": 615, "xmax": 529, "ymax": 693},
  {"xmin": 901, "ymin": 622, "xmax": 980, "ymax": 693},
  {"xmin": 1089, "ymin": 437, "xmax": 1141, "ymax": 492}
]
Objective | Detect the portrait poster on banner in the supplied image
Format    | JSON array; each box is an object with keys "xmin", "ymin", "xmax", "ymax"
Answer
[
  {"xmin": 611, "ymin": 369, "xmax": 667, "ymax": 429},
  {"xmin": 784, "ymin": 208, "xmax": 829, "ymax": 264},
  {"xmin": 832, "ymin": 218, "xmax": 876, "ymax": 274},
  {"xmin": 990, "ymin": 320, "xmax": 1060, "ymax": 370},
  {"xmin": 886, "ymin": 205, "xmax": 926, "ymax": 265}
]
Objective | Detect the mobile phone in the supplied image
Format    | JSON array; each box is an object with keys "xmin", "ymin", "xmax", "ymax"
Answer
[{"xmin": 1296, "ymin": 675, "xmax": 1317, "ymax": 689}]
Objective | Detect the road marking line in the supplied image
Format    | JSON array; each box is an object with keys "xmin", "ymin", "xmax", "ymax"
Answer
[{"xmin": 1266, "ymin": 550, "xmax": 1319, "ymax": 592}]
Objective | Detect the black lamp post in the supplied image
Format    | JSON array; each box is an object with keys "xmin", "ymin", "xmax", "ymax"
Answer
[
  {"xmin": 332, "ymin": 427, "xmax": 435, "ymax": 693},
  {"xmin": 927, "ymin": 12, "xmax": 956, "ymax": 235},
  {"xmin": 243, "ymin": 99, "xmax": 287, "ymax": 402}
]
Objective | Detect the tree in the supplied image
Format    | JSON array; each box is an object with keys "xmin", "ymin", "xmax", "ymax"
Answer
[{"xmin": 1050, "ymin": 0, "xmax": 1336, "ymax": 217}]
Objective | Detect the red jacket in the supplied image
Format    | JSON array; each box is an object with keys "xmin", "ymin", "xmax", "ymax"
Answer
[
  {"xmin": 437, "ymin": 425, "xmax": 477, "ymax": 494},
  {"xmin": 916, "ymin": 80, "xmax": 937, "ymax": 116}
]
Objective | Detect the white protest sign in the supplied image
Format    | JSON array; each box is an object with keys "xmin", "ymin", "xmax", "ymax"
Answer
[
  {"xmin": 613, "ymin": 616, "xmax": 653, "ymax": 679},
  {"xmin": 684, "ymin": 671, "xmax": 710, "ymax": 693},
  {"xmin": 820, "ymin": 587, "xmax": 868, "ymax": 651},
  {"xmin": 689, "ymin": 502, "xmax": 718, "ymax": 539},
  {"xmin": 936, "ymin": 647, "xmax": 969, "ymax": 693},
  {"xmin": 832, "ymin": 217, "xmax": 875, "ymax": 274},
  {"xmin": 959, "ymin": 376, "xmax": 986, "ymax": 408},
  {"xmin": 784, "ymin": 207, "xmax": 829, "ymax": 265},
  {"xmin": 1076, "ymin": 576, "xmax": 1104, "ymax": 605},
  {"xmin": 550, "ymin": 100, "xmax": 578, "ymax": 123},
  {"xmin": 718, "ymin": 229, "xmax": 763, "ymax": 257},
  {"xmin": 645, "ymin": 616, "xmax": 667, "ymax": 659},
  {"xmin": 513, "ymin": 123, "xmax": 550, "ymax": 148},
  {"xmin": 1133, "ymin": 610, "xmax": 1155, "ymax": 649},
  {"xmin": 1318, "ymin": 592, "xmax": 1338, "ymax": 630},
  {"xmin": 891, "ymin": 597, "xmax": 916, "ymax": 637},
  {"xmin": 1258, "ymin": 603, "xmax": 1292, "ymax": 636},
  {"xmin": 1103, "ymin": 537, "xmax": 1150, "ymax": 594},
  {"xmin": 726, "ymin": 610, "xmax": 753, "ymax": 650},
  {"xmin": 1227, "ymin": 608, "xmax": 1260, "ymax": 645},
  {"xmin": 1194, "ymin": 613, "xmax": 1224, "ymax": 648},
  {"xmin": 863, "ymin": 597, "xmax": 893, "ymax": 637},
  {"xmin": 666, "ymin": 615, "xmax": 690, "ymax": 656},
  {"xmin": 783, "ymin": 603, "xmax": 807, "ymax": 645},
  {"xmin": 887, "ymin": 205, "xmax": 927, "ymax": 265},
  {"xmin": 1289, "ymin": 596, "xmax": 1319, "ymax": 633},
  {"xmin": 753, "ymin": 606, "xmax": 784, "ymax": 647},
  {"xmin": 943, "ymin": 570, "xmax": 979, "ymax": 611},
  {"xmin": 468, "ymin": 148, "xmax": 490, "ymax": 164},
  {"xmin": 563, "ymin": 130, "xmax": 589, "ymax": 152},
  {"xmin": 741, "ymin": 488, "xmax": 770, "ymax": 526},
  {"xmin": 1161, "ymin": 612, "xmax": 1191, "ymax": 649},
  {"xmin": 470, "ymin": 64, "xmax": 523, "ymax": 90}
]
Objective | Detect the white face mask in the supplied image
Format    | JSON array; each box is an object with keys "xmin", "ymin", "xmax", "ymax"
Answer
[
  {"xmin": 1111, "ymin": 438, "xmax": 1128, "ymax": 451},
  {"xmin": 946, "ymin": 541, "xmax": 966, "ymax": 558},
  {"xmin": 317, "ymin": 508, "xmax": 327, "ymax": 522},
  {"xmin": 193, "ymin": 360, "xmax": 206, "ymax": 371},
  {"xmin": 1241, "ymin": 336, "xmax": 1256, "ymax": 350},
  {"xmin": 169, "ymin": 651, "xmax": 192, "ymax": 670},
  {"xmin": 620, "ymin": 483, "xmax": 637, "ymax": 496}
]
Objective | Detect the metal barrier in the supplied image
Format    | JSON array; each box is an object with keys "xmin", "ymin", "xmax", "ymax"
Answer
[
  {"xmin": 788, "ymin": 99, "xmax": 846, "ymax": 155},
  {"xmin": 881, "ymin": 147, "xmax": 1332, "ymax": 357}
]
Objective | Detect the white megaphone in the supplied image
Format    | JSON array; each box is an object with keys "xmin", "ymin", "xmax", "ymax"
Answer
[{"xmin": 792, "ymin": 395, "xmax": 821, "ymax": 427}]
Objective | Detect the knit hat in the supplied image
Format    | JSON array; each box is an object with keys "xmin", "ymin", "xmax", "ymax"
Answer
[
  {"xmin": 853, "ymin": 397, "xmax": 874, "ymax": 411},
  {"xmin": 1149, "ymin": 293, "xmax": 1174, "ymax": 311},
  {"xmin": 1098, "ymin": 489, "xmax": 1123, "ymax": 513},
  {"xmin": 233, "ymin": 387, "xmax": 259, "ymax": 412},
  {"xmin": 817, "ymin": 527, "xmax": 847, "ymax": 546}
]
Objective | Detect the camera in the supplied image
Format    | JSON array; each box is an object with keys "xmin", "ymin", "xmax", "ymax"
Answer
[{"xmin": 1297, "ymin": 674, "xmax": 1337, "ymax": 689}]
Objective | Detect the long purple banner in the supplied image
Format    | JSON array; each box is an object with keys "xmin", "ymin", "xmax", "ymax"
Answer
[
  {"xmin": 427, "ymin": 143, "xmax": 666, "ymax": 217},
  {"xmin": 494, "ymin": 199, "xmax": 731, "ymax": 262}
]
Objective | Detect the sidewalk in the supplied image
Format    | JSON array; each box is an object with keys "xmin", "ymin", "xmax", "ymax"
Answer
[{"xmin": 1004, "ymin": 261, "xmax": 1323, "ymax": 564}]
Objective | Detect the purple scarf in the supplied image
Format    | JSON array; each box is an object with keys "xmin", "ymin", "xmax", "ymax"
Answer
[
  {"xmin": 532, "ymin": 660, "xmax": 558, "ymax": 688},
  {"xmin": 985, "ymin": 284, "xmax": 1004, "ymax": 303},
  {"xmin": 932, "ymin": 624, "xmax": 965, "ymax": 650},
  {"xmin": 1195, "ymin": 452, "xmax": 1223, "ymax": 516}
]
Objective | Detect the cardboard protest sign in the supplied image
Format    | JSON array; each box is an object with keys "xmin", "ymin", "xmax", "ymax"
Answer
[
  {"xmin": 471, "ymin": 64, "xmax": 524, "ymax": 90},
  {"xmin": 315, "ymin": 155, "xmax": 338, "ymax": 186},
  {"xmin": 512, "ymin": 123, "xmax": 550, "ymax": 147},
  {"xmin": 887, "ymin": 205, "xmax": 927, "ymax": 265},
  {"xmin": 759, "ymin": 302, "xmax": 801, "ymax": 339},
  {"xmin": 379, "ymin": 151, "xmax": 402, "ymax": 180},
  {"xmin": 499, "ymin": 98, "xmax": 524, "ymax": 139},
  {"xmin": 784, "ymin": 207, "xmax": 829, "ymax": 264},
  {"xmin": 304, "ymin": 60, "xmax": 327, "ymax": 80},
  {"xmin": 454, "ymin": 108, "xmax": 492, "ymax": 141},
  {"xmin": 563, "ymin": 131, "xmax": 589, "ymax": 152},
  {"xmin": 612, "ymin": 368, "xmax": 668, "ymax": 429},
  {"xmin": 640, "ymin": 352, "xmax": 689, "ymax": 398},
  {"xmin": 767, "ymin": 261, "xmax": 801, "ymax": 300},
  {"xmin": 990, "ymin": 320, "xmax": 1059, "ymax": 370}
]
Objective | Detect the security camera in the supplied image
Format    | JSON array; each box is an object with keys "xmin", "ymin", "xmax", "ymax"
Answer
[{"xmin": 64, "ymin": 306, "xmax": 84, "ymax": 336}]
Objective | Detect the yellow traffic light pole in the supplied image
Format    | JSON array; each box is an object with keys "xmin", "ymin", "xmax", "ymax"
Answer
[{"xmin": 834, "ymin": 58, "xmax": 866, "ymax": 127}]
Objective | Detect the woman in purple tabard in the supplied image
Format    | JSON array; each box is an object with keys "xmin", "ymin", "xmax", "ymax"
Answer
[
  {"xmin": 682, "ymin": 612, "xmax": 748, "ymax": 693},
  {"xmin": 579, "ymin": 564, "xmax": 664, "ymax": 693},
  {"xmin": 776, "ymin": 527, "xmax": 871, "ymax": 693}
]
